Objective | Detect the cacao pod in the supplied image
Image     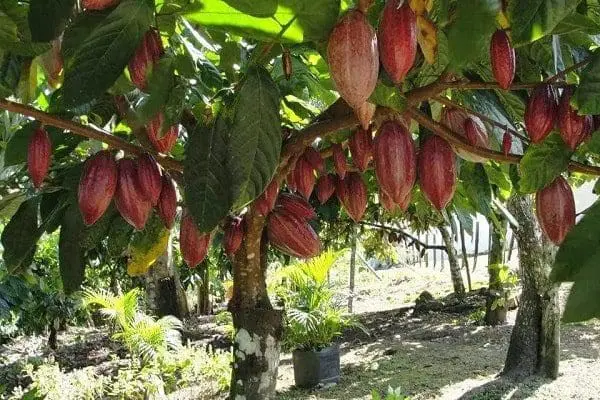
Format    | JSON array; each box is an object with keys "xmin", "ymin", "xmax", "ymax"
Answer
[
  {"xmin": 224, "ymin": 217, "xmax": 244, "ymax": 256},
  {"xmin": 293, "ymin": 156, "xmax": 315, "ymax": 199},
  {"xmin": 115, "ymin": 158, "xmax": 152, "ymax": 230},
  {"xmin": 78, "ymin": 151, "xmax": 118, "ymax": 226},
  {"xmin": 82, "ymin": 0, "xmax": 120, "ymax": 10},
  {"xmin": 286, "ymin": 169, "xmax": 297, "ymax": 192},
  {"xmin": 525, "ymin": 84, "xmax": 557, "ymax": 143},
  {"xmin": 349, "ymin": 127, "xmax": 373, "ymax": 172},
  {"xmin": 441, "ymin": 108, "xmax": 488, "ymax": 163},
  {"xmin": 378, "ymin": 0, "xmax": 417, "ymax": 84},
  {"xmin": 336, "ymin": 174, "xmax": 348, "ymax": 205},
  {"xmin": 340, "ymin": 172, "xmax": 367, "ymax": 222},
  {"xmin": 373, "ymin": 120, "xmax": 416, "ymax": 204},
  {"xmin": 40, "ymin": 39, "xmax": 63, "ymax": 88},
  {"xmin": 331, "ymin": 143, "xmax": 347, "ymax": 179},
  {"xmin": 136, "ymin": 153, "xmax": 162, "ymax": 206},
  {"xmin": 267, "ymin": 209, "xmax": 321, "ymax": 258},
  {"xmin": 558, "ymin": 87, "xmax": 586, "ymax": 151},
  {"xmin": 535, "ymin": 176, "xmax": 575, "ymax": 245},
  {"xmin": 418, "ymin": 135, "xmax": 457, "ymax": 211},
  {"xmin": 490, "ymin": 30, "xmax": 515, "ymax": 90},
  {"xmin": 356, "ymin": 101, "xmax": 376, "ymax": 130},
  {"xmin": 303, "ymin": 146, "xmax": 325, "ymax": 173},
  {"xmin": 128, "ymin": 28, "xmax": 163, "ymax": 90},
  {"xmin": 146, "ymin": 112, "xmax": 179, "ymax": 153},
  {"xmin": 379, "ymin": 189, "xmax": 397, "ymax": 212},
  {"xmin": 316, "ymin": 174, "xmax": 336, "ymax": 204},
  {"xmin": 583, "ymin": 115, "xmax": 594, "ymax": 143},
  {"xmin": 156, "ymin": 174, "xmax": 177, "ymax": 229},
  {"xmin": 502, "ymin": 130, "xmax": 512, "ymax": 156},
  {"xmin": 283, "ymin": 49, "xmax": 293, "ymax": 80},
  {"xmin": 275, "ymin": 193, "xmax": 317, "ymax": 221},
  {"xmin": 180, "ymin": 211, "xmax": 211, "ymax": 267},
  {"xmin": 327, "ymin": 10, "xmax": 379, "ymax": 110},
  {"xmin": 398, "ymin": 190, "xmax": 411, "ymax": 212},
  {"xmin": 255, "ymin": 179, "xmax": 279, "ymax": 216},
  {"xmin": 27, "ymin": 127, "xmax": 52, "ymax": 189}
]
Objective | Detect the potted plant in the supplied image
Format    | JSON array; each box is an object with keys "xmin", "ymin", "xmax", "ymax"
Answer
[{"xmin": 275, "ymin": 251, "xmax": 365, "ymax": 388}]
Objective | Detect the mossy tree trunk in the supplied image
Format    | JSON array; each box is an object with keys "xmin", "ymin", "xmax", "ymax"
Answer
[
  {"xmin": 485, "ymin": 213, "xmax": 507, "ymax": 326},
  {"xmin": 438, "ymin": 223, "xmax": 465, "ymax": 297}
]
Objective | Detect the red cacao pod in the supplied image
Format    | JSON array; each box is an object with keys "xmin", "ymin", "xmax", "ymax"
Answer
[
  {"xmin": 356, "ymin": 101, "xmax": 376, "ymax": 130},
  {"xmin": 316, "ymin": 174, "xmax": 336, "ymax": 204},
  {"xmin": 398, "ymin": 190, "xmax": 411, "ymax": 212},
  {"xmin": 115, "ymin": 159, "xmax": 152, "ymax": 230},
  {"xmin": 156, "ymin": 174, "xmax": 177, "ymax": 229},
  {"xmin": 293, "ymin": 156, "xmax": 315, "ymax": 199},
  {"xmin": 490, "ymin": 30, "xmax": 515, "ymax": 90},
  {"xmin": 78, "ymin": 151, "xmax": 118, "ymax": 226},
  {"xmin": 502, "ymin": 130, "xmax": 512, "ymax": 156},
  {"xmin": 224, "ymin": 217, "xmax": 244, "ymax": 256},
  {"xmin": 418, "ymin": 135, "xmax": 457, "ymax": 211},
  {"xmin": 40, "ymin": 39, "xmax": 63, "ymax": 88},
  {"xmin": 180, "ymin": 212, "xmax": 211, "ymax": 267},
  {"xmin": 535, "ymin": 176, "xmax": 575, "ymax": 245},
  {"xmin": 327, "ymin": 10, "xmax": 379, "ymax": 110},
  {"xmin": 336, "ymin": 174, "xmax": 348, "ymax": 205},
  {"xmin": 373, "ymin": 120, "xmax": 416, "ymax": 204},
  {"xmin": 525, "ymin": 84, "xmax": 557, "ymax": 143},
  {"xmin": 286, "ymin": 169, "xmax": 297, "ymax": 192},
  {"xmin": 255, "ymin": 179, "xmax": 279, "ymax": 216},
  {"xmin": 583, "ymin": 115, "xmax": 594, "ymax": 143},
  {"xmin": 146, "ymin": 112, "xmax": 179, "ymax": 154},
  {"xmin": 27, "ymin": 127, "xmax": 52, "ymax": 189},
  {"xmin": 267, "ymin": 210, "xmax": 321, "ymax": 258},
  {"xmin": 81, "ymin": 0, "xmax": 120, "ymax": 10},
  {"xmin": 379, "ymin": 189, "xmax": 397, "ymax": 212},
  {"xmin": 136, "ymin": 153, "xmax": 162, "ymax": 206},
  {"xmin": 340, "ymin": 172, "xmax": 367, "ymax": 222},
  {"xmin": 558, "ymin": 87, "xmax": 586, "ymax": 151},
  {"xmin": 349, "ymin": 127, "xmax": 373, "ymax": 172},
  {"xmin": 378, "ymin": 0, "xmax": 417, "ymax": 84},
  {"xmin": 128, "ymin": 29, "xmax": 163, "ymax": 90},
  {"xmin": 303, "ymin": 147, "xmax": 325, "ymax": 173},
  {"xmin": 275, "ymin": 193, "xmax": 316, "ymax": 221},
  {"xmin": 442, "ymin": 108, "xmax": 488, "ymax": 163},
  {"xmin": 331, "ymin": 143, "xmax": 347, "ymax": 179}
]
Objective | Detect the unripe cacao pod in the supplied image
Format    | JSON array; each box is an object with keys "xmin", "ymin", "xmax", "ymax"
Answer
[
  {"xmin": 356, "ymin": 101, "xmax": 376, "ymax": 130},
  {"xmin": 373, "ymin": 120, "xmax": 416, "ymax": 204},
  {"xmin": 378, "ymin": 0, "xmax": 417, "ymax": 84},
  {"xmin": 418, "ymin": 135, "xmax": 457, "ymax": 211},
  {"xmin": 303, "ymin": 147, "xmax": 325, "ymax": 173},
  {"xmin": 78, "ymin": 151, "xmax": 118, "ymax": 226},
  {"xmin": 349, "ymin": 127, "xmax": 373, "ymax": 172},
  {"xmin": 255, "ymin": 179, "xmax": 279, "ymax": 216},
  {"xmin": 327, "ymin": 10, "xmax": 379, "ymax": 110},
  {"xmin": 82, "ymin": 0, "xmax": 120, "ymax": 10},
  {"xmin": 316, "ymin": 174, "xmax": 336, "ymax": 204},
  {"xmin": 146, "ymin": 112, "xmax": 179, "ymax": 154},
  {"xmin": 275, "ymin": 193, "xmax": 317, "ymax": 221},
  {"xmin": 224, "ymin": 217, "xmax": 244, "ymax": 256},
  {"xmin": 502, "ymin": 130, "xmax": 512, "ymax": 156},
  {"xmin": 128, "ymin": 28, "xmax": 163, "ymax": 90},
  {"xmin": 525, "ymin": 84, "xmax": 557, "ymax": 143},
  {"xmin": 340, "ymin": 172, "xmax": 367, "ymax": 222},
  {"xmin": 535, "ymin": 176, "xmax": 575, "ymax": 245},
  {"xmin": 558, "ymin": 87, "xmax": 586, "ymax": 151},
  {"xmin": 331, "ymin": 143, "xmax": 347, "ymax": 179},
  {"xmin": 180, "ymin": 211, "xmax": 211, "ymax": 267},
  {"xmin": 267, "ymin": 209, "xmax": 321, "ymax": 258},
  {"xmin": 27, "ymin": 127, "xmax": 52, "ymax": 189},
  {"xmin": 156, "ymin": 174, "xmax": 177, "ymax": 229},
  {"xmin": 115, "ymin": 159, "xmax": 152, "ymax": 230},
  {"xmin": 293, "ymin": 156, "xmax": 315, "ymax": 199},
  {"xmin": 442, "ymin": 108, "xmax": 489, "ymax": 163},
  {"xmin": 490, "ymin": 30, "xmax": 515, "ymax": 90},
  {"xmin": 136, "ymin": 153, "xmax": 162, "ymax": 206}
]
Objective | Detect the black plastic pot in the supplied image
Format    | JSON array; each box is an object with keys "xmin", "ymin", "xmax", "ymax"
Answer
[{"xmin": 292, "ymin": 344, "xmax": 340, "ymax": 388}]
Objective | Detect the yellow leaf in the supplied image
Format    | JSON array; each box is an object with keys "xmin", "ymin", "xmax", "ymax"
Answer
[
  {"xmin": 496, "ymin": 10, "xmax": 510, "ymax": 29},
  {"xmin": 409, "ymin": 0, "xmax": 428, "ymax": 15},
  {"xmin": 425, "ymin": 0, "xmax": 433, "ymax": 12},
  {"xmin": 417, "ymin": 16, "xmax": 438, "ymax": 65},
  {"xmin": 127, "ymin": 228, "xmax": 170, "ymax": 277}
]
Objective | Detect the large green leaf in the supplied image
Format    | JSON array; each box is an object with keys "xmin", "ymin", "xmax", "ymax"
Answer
[
  {"xmin": 572, "ymin": 52, "xmax": 600, "ymax": 115},
  {"xmin": 136, "ymin": 57, "xmax": 177, "ymax": 128},
  {"xmin": 1, "ymin": 198, "xmax": 40, "ymax": 274},
  {"xmin": 28, "ymin": 0, "xmax": 75, "ymax": 42},
  {"xmin": 368, "ymin": 82, "xmax": 406, "ymax": 112},
  {"xmin": 61, "ymin": 11, "xmax": 109, "ymax": 63},
  {"xmin": 508, "ymin": 0, "xmax": 581, "ymax": 46},
  {"xmin": 185, "ymin": 0, "xmax": 341, "ymax": 43},
  {"xmin": 229, "ymin": 65, "xmax": 282, "ymax": 207},
  {"xmin": 62, "ymin": 0, "xmax": 153, "ymax": 107},
  {"xmin": 459, "ymin": 163, "xmax": 492, "ymax": 216},
  {"xmin": 59, "ymin": 203, "xmax": 86, "ymax": 294},
  {"xmin": 552, "ymin": 12, "xmax": 600, "ymax": 35},
  {"xmin": 519, "ymin": 133, "xmax": 571, "ymax": 193},
  {"xmin": 562, "ymin": 266, "xmax": 600, "ymax": 322},
  {"xmin": 0, "ymin": 2, "xmax": 50, "ymax": 56}
]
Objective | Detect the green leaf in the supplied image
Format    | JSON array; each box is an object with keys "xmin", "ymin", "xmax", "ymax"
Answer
[
  {"xmin": 460, "ymin": 163, "xmax": 492, "ymax": 216},
  {"xmin": 40, "ymin": 190, "xmax": 68, "ymax": 234},
  {"xmin": 0, "ymin": 53, "xmax": 24, "ymax": 97},
  {"xmin": 416, "ymin": 30, "xmax": 450, "ymax": 87},
  {"xmin": 519, "ymin": 133, "xmax": 571, "ymax": 193},
  {"xmin": 0, "ymin": 2, "xmax": 50, "ymax": 56},
  {"xmin": 229, "ymin": 65, "xmax": 282, "ymax": 207},
  {"xmin": 1, "ymin": 198, "xmax": 40, "ymax": 274},
  {"xmin": 107, "ymin": 217, "xmax": 134, "ymax": 258},
  {"xmin": 184, "ymin": 114, "xmax": 233, "ymax": 233},
  {"xmin": 508, "ymin": 0, "xmax": 581, "ymax": 46},
  {"xmin": 59, "ymin": 203, "xmax": 86, "ymax": 294},
  {"xmin": 28, "ymin": 0, "xmax": 75, "ymax": 42},
  {"xmin": 0, "ymin": 192, "xmax": 27, "ymax": 220},
  {"xmin": 185, "ymin": 0, "xmax": 341, "ymax": 43},
  {"xmin": 562, "ymin": 266, "xmax": 600, "ymax": 323},
  {"xmin": 368, "ymin": 82, "xmax": 406, "ymax": 112},
  {"xmin": 136, "ymin": 57, "xmax": 177, "ymax": 127},
  {"xmin": 572, "ymin": 52, "xmax": 600, "ymax": 115},
  {"xmin": 552, "ymin": 12, "xmax": 600, "ymax": 35},
  {"xmin": 61, "ymin": 11, "xmax": 109, "ymax": 63},
  {"xmin": 62, "ymin": 0, "xmax": 153, "ymax": 107},
  {"xmin": 81, "ymin": 206, "xmax": 117, "ymax": 251}
]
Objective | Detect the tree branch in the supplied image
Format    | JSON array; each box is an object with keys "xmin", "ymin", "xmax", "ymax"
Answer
[
  {"xmin": 546, "ymin": 58, "xmax": 592, "ymax": 83},
  {"xmin": 360, "ymin": 221, "xmax": 447, "ymax": 251}
]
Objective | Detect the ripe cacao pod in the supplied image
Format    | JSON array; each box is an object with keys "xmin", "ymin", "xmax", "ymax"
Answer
[
  {"xmin": 286, "ymin": 169, "xmax": 297, "ymax": 192},
  {"xmin": 275, "ymin": 193, "xmax": 316, "ymax": 221},
  {"xmin": 373, "ymin": 120, "xmax": 416, "ymax": 204},
  {"xmin": 340, "ymin": 172, "xmax": 367, "ymax": 222},
  {"xmin": 180, "ymin": 212, "xmax": 211, "ymax": 267},
  {"xmin": 535, "ymin": 176, "xmax": 575, "ymax": 245},
  {"xmin": 558, "ymin": 87, "xmax": 586, "ymax": 151},
  {"xmin": 224, "ymin": 217, "xmax": 244, "ymax": 256},
  {"xmin": 136, "ymin": 153, "xmax": 162, "ymax": 206},
  {"xmin": 490, "ymin": 30, "xmax": 515, "ymax": 90},
  {"xmin": 336, "ymin": 174, "xmax": 348, "ymax": 205},
  {"xmin": 331, "ymin": 143, "xmax": 347, "ymax": 179},
  {"xmin": 316, "ymin": 174, "xmax": 336, "ymax": 204},
  {"xmin": 379, "ymin": 189, "xmax": 396, "ymax": 212},
  {"xmin": 418, "ymin": 135, "xmax": 457, "ymax": 211},
  {"xmin": 378, "ymin": 0, "xmax": 417, "ymax": 84},
  {"xmin": 146, "ymin": 112, "xmax": 179, "ymax": 153},
  {"xmin": 356, "ymin": 101, "xmax": 376, "ymax": 130},
  {"xmin": 267, "ymin": 209, "xmax": 321, "ymax": 258},
  {"xmin": 349, "ymin": 127, "xmax": 373, "ymax": 172},
  {"xmin": 303, "ymin": 147, "xmax": 325, "ymax": 173},
  {"xmin": 115, "ymin": 159, "xmax": 152, "ymax": 230},
  {"xmin": 442, "ymin": 108, "xmax": 488, "ymax": 163},
  {"xmin": 82, "ymin": 0, "xmax": 120, "ymax": 10},
  {"xmin": 156, "ymin": 174, "xmax": 177, "ymax": 229},
  {"xmin": 525, "ymin": 84, "xmax": 557, "ymax": 143},
  {"xmin": 293, "ymin": 156, "xmax": 315, "ymax": 199},
  {"xmin": 327, "ymin": 10, "xmax": 379, "ymax": 110},
  {"xmin": 502, "ymin": 130, "xmax": 512, "ymax": 156},
  {"xmin": 398, "ymin": 191, "xmax": 411, "ymax": 212},
  {"xmin": 78, "ymin": 151, "xmax": 118, "ymax": 226},
  {"xmin": 255, "ymin": 179, "xmax": 279, "ymax": 216},
  {"xmin": 583, "ymin": 115, "xmax": 594, "ymax": 143},
  {"xmin": 27, "ymin": 127, "xmax": 52, "ymax": 189},
  {"xmin": 128, "ymin": 28, "xmax": 163, "ymax": 90}
]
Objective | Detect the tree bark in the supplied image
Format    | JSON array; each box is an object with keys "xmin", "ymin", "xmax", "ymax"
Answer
[
  {"xmin": 485, "ymin": 214, "xmax": 507, "ymax": 326},
  {"xmin": 438, "ymin": 223, "xmax": 465, "ymax": 296},
  {"xmin": 502, "ymin": 195, "xmax": 560, "ymax": 379},
  {"xmin": 197, "ymin": 265, "xmax": 211, "ymax": 315},
  {"xmin": 348, "ymin": 227, "xmax": 357, "ymax": 313}
]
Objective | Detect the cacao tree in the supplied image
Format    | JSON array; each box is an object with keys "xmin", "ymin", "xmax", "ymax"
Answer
[{"xmin": 3, "ymin": 0, "xmax": 600, "ymax": 398}]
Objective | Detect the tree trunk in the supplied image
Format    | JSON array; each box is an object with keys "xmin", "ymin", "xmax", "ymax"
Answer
[
  {"xmin": 438, "ymin": 223, "xmax": 465, "ymax": 296},
  {"xmin": 197, "ymin": 265, "xmax": 211, "ymax": 315},
  {"xmin": 348, "ymin": 227, "xmax": 357, "ymax": 313},
  {"xmin": 229, "ymin": 211, "xmax": 283, "ymax": 400},
  {"xmin": 502, "ymin": 195, "xmax": 560, "ymax": 379},
  {"xmin": 485, "ymin": 214, "xmax": 507, "ymax": 326}
]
